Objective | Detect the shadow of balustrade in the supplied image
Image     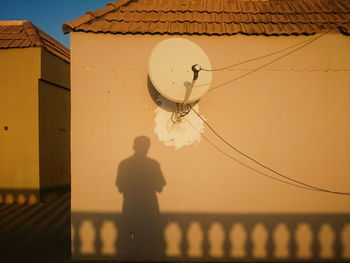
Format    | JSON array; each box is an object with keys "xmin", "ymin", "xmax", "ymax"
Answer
[
  {"xmin": 0, "ymin": 186, "xmax": 70, "ymax": 204},
  {"xmin": 0, "ymin": 188, "xmax": 39, "ymax": 204},
  {"xmin": 71, "ymin": 212, "xmax": 350, "ymax": 262}
]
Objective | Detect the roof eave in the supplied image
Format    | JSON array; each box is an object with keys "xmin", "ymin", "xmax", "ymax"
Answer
[{"xmin": 62, "ymin": 0, "xmax": 132, "ymax": 34}]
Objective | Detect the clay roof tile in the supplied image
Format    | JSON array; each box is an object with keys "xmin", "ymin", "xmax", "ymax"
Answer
[
  {"xmin": 62, "ymin": 0, "xmax": 350, "ymax": 36},
  {"xmin": 188, "ymin": 0, "xmax": 207, "ymax": 12},
  {"xmin": 0, "ymin": 21, "xmax": 69, "ymax": 62}
]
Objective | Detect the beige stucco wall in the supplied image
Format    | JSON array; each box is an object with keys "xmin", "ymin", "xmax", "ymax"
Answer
[
  {"xmin": 71, "ymin": 32, "xmax": 350, "ymax": 214},
  {"xmin": 0, "ymin": 48, "xmax": 41, "ymax": 190}
]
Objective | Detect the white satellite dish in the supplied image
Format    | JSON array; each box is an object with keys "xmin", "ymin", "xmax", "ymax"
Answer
[{"xmin": 148, "ymin": 38, "xmax": 212, "ymax": 103}]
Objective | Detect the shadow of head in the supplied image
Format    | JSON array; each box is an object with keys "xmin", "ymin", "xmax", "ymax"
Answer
[{"xmin": 133, "ymin": 136, "xmax": 151, "ymax": 156}]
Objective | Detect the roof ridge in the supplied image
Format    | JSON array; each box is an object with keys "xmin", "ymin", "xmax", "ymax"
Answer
[
  {"xmin": 36, "ymin": 28, "xmax": 70, "ymax": 59},
  {"xmin": 61, "ymin": 0, "xmax": 350, "ymax": 36},
  {"xmin": 22, "ymin": 21, "xmax": 44, "ymax": 47},
  {"xmin": 62, "ymin": 0, "xmax": 134, "ymax": 34},
  {"xmin": 1, "ymin": 20, "xmax": 70, "ymax": 63},
  {"xmin": 0, "ymin": 20, "xmax": 29, "ymax": 25}
]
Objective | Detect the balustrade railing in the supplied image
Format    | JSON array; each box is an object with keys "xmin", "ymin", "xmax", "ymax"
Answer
[
  {"xmin": 72, "ymin": 212, "xmax": 350, "ymax": 261},
  {"xmin": 0, "ymin": 189, "xmax": 39, "ymax": 204}
]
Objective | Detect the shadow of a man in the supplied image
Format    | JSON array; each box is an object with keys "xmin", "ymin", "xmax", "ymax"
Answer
[{"xmin": 116, "ymin": 136, "xmax": 166, "ymax": 260}]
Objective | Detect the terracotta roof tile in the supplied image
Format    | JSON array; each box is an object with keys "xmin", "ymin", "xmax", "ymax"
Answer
[
  {"xmin": 110, "ymin": 21, "xmax": 130, "ymax": 33},
  {"xmin": 160, "ymin": 12, "xmax": 177, "ymax": 22},
  {"xmin": 340, "ymin": 23, "xmax": 350, "ymax": 35},
  {"xmin": 148, "ymin": 21, "xmax": 169, "ymax": 33},
  {"xmin": 193, "ymin": 22, "xmax": 208, "ymax": 34},
  {"xmin": 224, "ymin": 0, "xmax": 242, "ymax": 12},
  {"xmin": 289, "ymin": 13, "xmax": 308, "ymax": 23},
  {"xmin": 63, "ymin": 0, "xmax": 350, "ymax": 36},
  {"xmin": 154, "ymin": 0, "xmax": 174, "ymax": 12},
  {"xmin": 124, "ymin": 12, "xmax": 144, "ymax": 22},
  {"xmin": 224, "ymin": 23, "xmax": 237, "ymax": 34},
  {"xmin": 0, "ymin": 21, "xmax": 69, "ymax": 63},
  {"xmin": 188, "ymin": 0, "xmax": 207, "ymax": 12},
  {"xmin": 172, "ymin": 0, "xmax": 190, "ymax": 12},
  {"xmin": 105, "ymin": 11, "xmax": 125, "ymax": 21},
  {"xmin": 251, "ymin": 13, "xmax": 271, "ymax": 23},
  {"xmin": 130, "ymin": 21, "xmax": 150, "ymax": 32}
]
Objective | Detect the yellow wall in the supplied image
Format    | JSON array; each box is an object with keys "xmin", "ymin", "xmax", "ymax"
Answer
[
  {"xmin": 39, "ymin": 49, "xmax": 70, "ymax": 191},
  {"xmin": 0, "ymin": 48, "xmax": 70, "ymax": 203},
  {"xmin": 0, "ymin": 48, "xmax": 41, "ymax": 190},
  {"xmin": 39, "ymin": 80, "xmax": 70, "ymax": 189},
  {"xmin": 41, "ymin": 49, "xmax": 70, "ymax": 88}
]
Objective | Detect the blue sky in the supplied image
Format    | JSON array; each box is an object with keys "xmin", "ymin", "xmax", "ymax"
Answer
[{"xmin": 1, "ymin": 0, "xmax": 112, "ymax": 47}]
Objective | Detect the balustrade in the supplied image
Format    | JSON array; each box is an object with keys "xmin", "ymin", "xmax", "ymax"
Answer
[
  {"xmin": 0, "ymin": 189, "xmax": 38, "ymax": 204},
  {"xmin": 71, "ymin": 212, "xmax": 350, "ymax": 261}
]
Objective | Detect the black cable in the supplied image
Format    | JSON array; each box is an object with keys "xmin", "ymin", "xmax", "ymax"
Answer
[
  {"xmin": 190, "ymin": 105, "xmax": 350, "ymax": 196},
  {"xmin": 201, "ymin": 35, "xmax": 321, "ymax": 72},
  {"xmin": 208, "ymin": 27, "xmax": 337, "ymax": 92},
  {"xmin": 185, "ymin": 117, "xmax": 318, "ymax": 191}
]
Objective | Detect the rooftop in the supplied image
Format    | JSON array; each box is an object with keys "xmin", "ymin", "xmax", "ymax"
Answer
[
  {"xmin": 62, "ymin": 0, "xmax": 350, "ymax": 36},
  {"xmin": 0, "ymin": 21, "xmax": 70, "ymax": 63}
]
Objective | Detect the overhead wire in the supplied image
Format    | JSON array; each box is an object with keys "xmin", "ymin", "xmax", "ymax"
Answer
[
  {"xmin": 184, "ymin": 117, "xmax": 318, "ymax": 192},
  {"xmin": 171, "ymin": 26, "xmax": 349, "ymax": 195},
  {"xmin": 201, "ymin": 33, "xmax": 326, "ymax": 72},
  {"xmin": 206, "ymin": 27, "xmax": 337, "ymax": 92},
  {"xmin": 189, "ymin": 105, "xmax": 350, "ymax": 197}
]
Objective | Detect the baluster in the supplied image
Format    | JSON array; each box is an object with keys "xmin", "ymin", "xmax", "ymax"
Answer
[
  {"xmin": 100, "ymin": 220, "xmax": 117, "ymax": 255},
  {"xmin": 251, "ymin": 223, "xmax": 268, "ymax": 258},
  {"xmin": 273, "ymin": 223, "xmax": 290, "ymax": 259},
  {"xmin": 164, "ymin": 221, "xmax": 182, "ymax": 257},
  {"xmin": 5, "ymin": 193, "xmax": 14, "ymax": 204},
  {"xmin": 319, "ymin": 223, "xmax": 336, "ymax": 259},
  {"xmin": 79, "ymin": 219, "xmax": 96, "ymax": 255},
  {"xmin": 187, "ymin": 221, "xmax": 203, "ymax": 258},
  {"xmin": 17, "ymin": 193, "xmax": 26, "ymax": 204},
  {"xmin": 295, "ymin": 223, "xmax": 313, "ymax": 259},
  {"xmin": 208, "ymin": 222, "xmax": 225, "ymax": 258},
  {"xmin": 28, "ymin": 193, "xmax": 37, "ymax": 204},
  {"xmin": 231, "ymin": 223, "xmax": 247, "ymax": 258}
]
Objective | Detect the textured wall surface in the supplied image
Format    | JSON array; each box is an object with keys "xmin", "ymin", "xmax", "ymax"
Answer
[
  {"xmin": 0, "ymin": 47, "xmax": 70, "ymax": 203},
  {"xmin": 70, "ymin": 32, "xmax": 350, "ymax": 260},
  {"xmin": 0, "ymin": 48, "xmax": 41, "ymax": 190}
]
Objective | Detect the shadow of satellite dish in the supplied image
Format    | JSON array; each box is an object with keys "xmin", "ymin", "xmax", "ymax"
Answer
[{"xmin": 147, "ymin": 75, "xmax": 199, "ymax": 112}]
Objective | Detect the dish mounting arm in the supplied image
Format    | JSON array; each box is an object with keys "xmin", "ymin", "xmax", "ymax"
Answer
[{"xmin": 183, "ymin": 64, "xmax": 201, "ymax": 104}]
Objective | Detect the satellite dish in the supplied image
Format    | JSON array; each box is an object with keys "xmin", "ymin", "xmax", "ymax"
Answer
[{"xmin": 148, "ymin": 38, "xmax": 212, "ymax": 103}]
